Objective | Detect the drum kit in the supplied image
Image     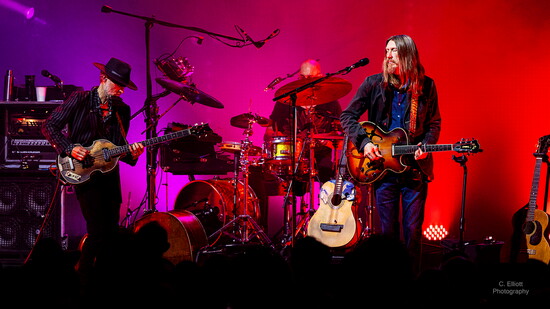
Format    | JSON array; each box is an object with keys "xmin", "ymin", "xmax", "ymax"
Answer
[
  {"xmin": 195, "ymin": 75, "xmax": 354, "ymax": 250},
  {"xmin": 141, "ymin": 55, "xmax": 360, "ymax": 259}
]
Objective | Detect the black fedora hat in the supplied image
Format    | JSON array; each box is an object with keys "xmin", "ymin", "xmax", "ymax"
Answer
[{"xmin": 93, "ymin": 57, "xmax": 137, "ymax": 90}]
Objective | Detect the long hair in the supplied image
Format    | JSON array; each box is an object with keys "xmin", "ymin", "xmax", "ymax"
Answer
[{"xmin": 382, "ymin": 34, "xmax": 425, "ymax": 96}]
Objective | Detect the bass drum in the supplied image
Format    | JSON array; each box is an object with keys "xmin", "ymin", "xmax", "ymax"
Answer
[
  {"xmin": 173, "ymin": 178, "xmax": 260, "ymax": 245},
  {"xmin": 133, "ymin": 210, "xmax": 208, "ymax": 265}
]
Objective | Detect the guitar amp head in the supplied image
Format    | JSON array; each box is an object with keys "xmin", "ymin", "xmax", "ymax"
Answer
[{"xmin": 0, "ymin": 102, "xmax": 61, "ymax": 168}]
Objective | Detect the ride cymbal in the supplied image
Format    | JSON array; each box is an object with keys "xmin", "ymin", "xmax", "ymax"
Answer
[
  {"xmin": 156, "ymin": 78, "xmax": 224, "ymax": 109},
  {"xmin": 230, "ymin": 113, "xmax": 270, "ymax": 129},
  {"xmin": 274, "ymin": 76, "xmax": 352, "ymax": 106}
]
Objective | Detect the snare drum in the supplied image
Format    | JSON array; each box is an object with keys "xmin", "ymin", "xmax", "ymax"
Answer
[{"xmin": 264, "ymin": 136, "xmax": 304, "ymax": 165}]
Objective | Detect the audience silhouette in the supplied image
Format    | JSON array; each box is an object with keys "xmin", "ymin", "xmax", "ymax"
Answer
[{"xmin": 2, "ymin": 226, "xmax": 550, "ymax": 307}]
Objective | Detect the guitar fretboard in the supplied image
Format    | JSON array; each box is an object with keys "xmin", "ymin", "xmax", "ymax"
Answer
[
  {"xmin": 106, "ymin": 128, "xmax": 197, "ymax": 158},
  {"xmin": 527, "ymin": 155, "xmax": 544, "ymax": 222},
  {"xmin": 393, "ymin": 144, "xmax": 453, "ymax": 155}
]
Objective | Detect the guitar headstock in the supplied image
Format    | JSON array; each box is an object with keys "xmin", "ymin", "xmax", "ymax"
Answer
[
  {"xmin": 535, "ymin": 135, "xmax": 550, "ymax": 158},
  {"xmin": 190, "ymin": 122, "xmax": 213, "ymax": 137},
  {"xmin": 453, "ymin": 138, "xmax": 482, "ymax": 154}
]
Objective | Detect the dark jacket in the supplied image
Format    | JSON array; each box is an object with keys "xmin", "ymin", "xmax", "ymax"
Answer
[
  {"xmin": 41, "ymin": 88, "xmax": 137, "ymax": 202},
  {"xmin": 340, "ymin": 73, "xmax": 441, "ymax": 180}
]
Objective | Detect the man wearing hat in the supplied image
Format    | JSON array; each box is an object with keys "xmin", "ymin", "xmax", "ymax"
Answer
[{"xmin": 42, "ymin": 57, "xmax": 144, "ymax": 283}]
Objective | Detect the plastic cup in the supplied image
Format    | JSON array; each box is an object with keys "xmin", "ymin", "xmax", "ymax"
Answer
[{"xmin": 36, "ymin": 86, "xmax": 47, "ymax": 102}]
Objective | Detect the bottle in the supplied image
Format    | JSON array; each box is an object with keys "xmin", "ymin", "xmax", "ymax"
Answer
[
  {"xmin": 4, "ymin": 69, "xmax": 14, "ymax": 101},
  {"xmin": 25, "ymin": 74, "xmax": 36, "ymax": 101}
]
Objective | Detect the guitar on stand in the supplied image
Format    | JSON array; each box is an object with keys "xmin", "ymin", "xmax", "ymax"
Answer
[
  {"xmin": 504, "ymin": 135, "xmax": 550, "ymax": 264},
  {"xmin": 308, "ymin": 134, "xmax": 361, "ymax": 248}
]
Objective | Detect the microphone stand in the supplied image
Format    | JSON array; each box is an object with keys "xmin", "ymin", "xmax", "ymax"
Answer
[
  {"xmin": 101, "ymin": 5, "xmax": 245, "ymax": 213},
  {"xmin": 272, "ymin": 61, "xmax": 365, "ymax": 247}
]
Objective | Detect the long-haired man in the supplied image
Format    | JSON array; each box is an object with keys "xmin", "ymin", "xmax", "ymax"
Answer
[{"xmin": 340, "ymin": 34, "xmax": 441, "ymax": 273}]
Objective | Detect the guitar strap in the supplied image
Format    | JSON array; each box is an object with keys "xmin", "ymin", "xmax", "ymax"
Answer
[
  {"xmin": 409, "ymin": 93, "xmax": 418, "ymax": 136},
  {"xmin": 115, "ymin": 111, "xmax": 129, "ymax": 144}
]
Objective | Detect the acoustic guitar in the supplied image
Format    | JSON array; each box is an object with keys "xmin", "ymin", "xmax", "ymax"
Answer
[
  {"xmin": 308, "ymin": 135, "xmax": 361, "ymax": 248},
  {"xmin": 57, "ymin": 123, "xmax": 212, "ymax": 185},
  {"xmin": 505, "ymin": 135, "xmax": 550, "ymax": 264},
  {"xmin": 346, "ymin": 121, "xmax": 481, "ymax": 184}
]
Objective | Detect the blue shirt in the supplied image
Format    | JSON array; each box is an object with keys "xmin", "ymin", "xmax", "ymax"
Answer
[{"xmin": 389, "ymin": 90, "xmax": 409, "ymax": 130}]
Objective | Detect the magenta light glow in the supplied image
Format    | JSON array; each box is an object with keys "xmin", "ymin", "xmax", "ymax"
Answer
[{"xmin": 0, "ymin": 0, "xmax": 34, "ymax": 19}]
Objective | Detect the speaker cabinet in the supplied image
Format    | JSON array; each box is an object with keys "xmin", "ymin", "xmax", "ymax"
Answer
[{"xmin": 0, "ymin": 170, "xmax": 61, "ymax": 260}]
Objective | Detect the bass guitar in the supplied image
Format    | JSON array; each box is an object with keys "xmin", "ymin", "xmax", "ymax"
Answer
[
  {"xmin": 507, "ymin": 135, "xmax": 550, "ymax": 264},
  {"xmin": 308, "ymin": 135, "xmax": 361, "ymax": 248},
  {"xmin": 57, "ymin": 123, "xmax": 212, "ymax": 185},
  {"xmin": 346, "ymin": 121, "xmax": 481, "ymax": 184}
]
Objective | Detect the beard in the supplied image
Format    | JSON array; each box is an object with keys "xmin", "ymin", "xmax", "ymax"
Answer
[{"xmin": 386, "ymin": 61, "xmax": 399, "ymax": 74}]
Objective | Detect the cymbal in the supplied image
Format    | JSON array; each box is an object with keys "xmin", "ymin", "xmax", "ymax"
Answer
[
  {"xmin": 156, "ymin": 78, "xmax": 224, "ymax": 109},
  {"xmin": 312, "ymin": 132, "xmax": 344, "ymax": 140},
  {"xmin": 230, "ymin": 113, "xmax": 270, "ymax": 129},
  {"xmin": 275, "ymin": 76, "xmax": 352, "ymax": 106}
]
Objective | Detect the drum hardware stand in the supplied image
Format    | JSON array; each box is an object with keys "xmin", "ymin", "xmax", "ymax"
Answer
[
  {"xmin": 206, "ymin": 121, "xmax": 273, "ymax": 248},
  {"xmin": 276, "ymin": 140, "xmax": 311, "ymax": 247},
  {"xmin": 293, "ymin": 111, "xmax": 319, "ymax": 239},
  {"xmin": 360, "ymin": 183, "xmax": 376, "ymax": 239}
]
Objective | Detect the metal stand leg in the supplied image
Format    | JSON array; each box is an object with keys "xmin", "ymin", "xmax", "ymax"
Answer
[
  {"xmin": 205, "ymin": 125, "xmax": 273, "ymax": 249},
  {"xmin": 360, "ymin": 183, "xmax": 375, "ymax": 239}
]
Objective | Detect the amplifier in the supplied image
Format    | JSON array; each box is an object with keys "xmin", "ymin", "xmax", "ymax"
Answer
[{"xmin": 0, "ymin": 102, "xmax": 61, "ymax": 167}]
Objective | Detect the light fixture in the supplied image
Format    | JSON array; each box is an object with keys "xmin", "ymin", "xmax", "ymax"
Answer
[{"xmin": 423, "ymin": 224, "xmax": 448, "ymax": 241}]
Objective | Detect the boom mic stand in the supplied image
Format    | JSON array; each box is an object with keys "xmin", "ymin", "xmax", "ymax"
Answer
[{"xmin": 100, "ymin": 5, "xmax": 246, "ymax": 212}]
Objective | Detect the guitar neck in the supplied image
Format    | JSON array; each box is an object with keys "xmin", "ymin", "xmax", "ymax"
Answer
[
  {"xmin": 333, "ymin": 136, "xmax": 349, "ymax": 197},
  {"xmin": 527, "ymin": 156, "xmax": 544, "ymax": 221},
  {"xmin": 393, "ymin": 144, "xmax": 454, "ymax": 155},
  {"xmin": 109, "ymin": 129, "xmax": 193, "ymax": 157}
]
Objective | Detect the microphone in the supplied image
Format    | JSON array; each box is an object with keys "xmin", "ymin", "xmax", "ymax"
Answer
[
  {"xmin": 41, "ymin": 70, "xmax": 63, "ymax": 85},
  {"xmin": 101, "ymin": 5, "xmax": 113, "ymax": 13},
  {"xmin": 236, "ymin": 25, "xmax": 265, "ymax": 49},
  {"xmin": 264, "ymin": 77, "xmax": 283, "ymax": 91},
  {"xmin": 345, "ymin": 58, "xmax": 370, "ymax": 72}
]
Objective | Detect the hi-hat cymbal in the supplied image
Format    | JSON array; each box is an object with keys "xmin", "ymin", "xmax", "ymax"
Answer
[
  {"xmin": 156, "ymin": 78, "xmax": 224, "ymax": 109},
  {"xmin": 230, "ymin": 113, "xmax": 270, "ymax": 129},
  {"xmin": 275, "ymin": 76, "xmax": 352, "ymax": 106}
]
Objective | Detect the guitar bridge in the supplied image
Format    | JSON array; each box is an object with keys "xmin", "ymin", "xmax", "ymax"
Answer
[{"xmin": 320, "ymin": 223, "xmax": 344, "ymax": 232}]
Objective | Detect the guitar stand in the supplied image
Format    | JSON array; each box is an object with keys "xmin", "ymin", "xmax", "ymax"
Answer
[
  {"xmin": 442, "ymin": 155, "xmax": 468, "ymax": 253},
  {"xmin": 452, "ymin": 154, "xmax": 469, "ymax": 252}
]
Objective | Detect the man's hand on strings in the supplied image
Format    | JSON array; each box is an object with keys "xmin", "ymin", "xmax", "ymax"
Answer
[{"xmin": 129, "ymin": 142, "xmax": 145, "ymax": 160}]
